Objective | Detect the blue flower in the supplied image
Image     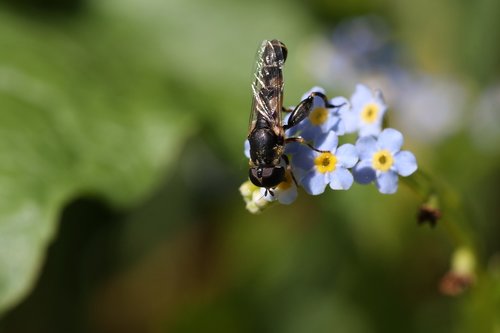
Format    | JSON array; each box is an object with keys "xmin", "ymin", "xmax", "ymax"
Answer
[
  {"xmin": 353, "ymin": 128, "xmax": 417, "ymax": 194},
  {"xmin": 344, "ymin": 84, "xmax": 387, "ymax": 136},
  {"xmin": 291, "ymin": 131, "xmax": 358, "ymax": 195}
]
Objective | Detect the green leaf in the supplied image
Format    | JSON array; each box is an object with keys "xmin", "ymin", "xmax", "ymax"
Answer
[{"xmin": 0, "ymin": 8, "xmax": 193, "ymax": 313}]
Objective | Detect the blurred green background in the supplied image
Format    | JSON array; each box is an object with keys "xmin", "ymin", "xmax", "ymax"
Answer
[{"xmin": 0, "ymin": 0, "xmax": 499, "ymax": 332}]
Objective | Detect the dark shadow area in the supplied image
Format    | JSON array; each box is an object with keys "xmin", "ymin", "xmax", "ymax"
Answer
[
  {"xmin": 3, "ymin": 0, "xmax": 86, "ymax": 16},
  {"xmin": 0, "ymin": 197, "xmax": 122, "ymax": 333}
]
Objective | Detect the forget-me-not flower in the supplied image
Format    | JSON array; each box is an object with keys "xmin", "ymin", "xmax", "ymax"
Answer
[
  {"xmin": 291, "ymin": 131, "xmax": 358, "ymax": 195},
  {"xmin": 353, "ymin": 128, "xmax": 417, "ymax": 194},
  {"xmin": 344, "ymin": 84, "xmax": 387, "ymax": 136}
]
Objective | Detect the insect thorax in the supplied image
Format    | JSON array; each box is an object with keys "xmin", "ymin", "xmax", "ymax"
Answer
[{"xmin": 249, "ymin": 127, "xmax": 284, "ymax": 167}]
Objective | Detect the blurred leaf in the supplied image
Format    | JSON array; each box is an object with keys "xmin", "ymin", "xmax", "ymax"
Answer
[{"xmin": 0, "ymin": 7, "xmax": 193, "ymax": 314}]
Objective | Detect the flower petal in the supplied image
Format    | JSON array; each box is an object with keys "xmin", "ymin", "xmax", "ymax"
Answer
[
  {"xmin": 277, "ymin": 186, "xmax": 298, "ymax": 204},
  {"xmin": 285, "ymin": 140, "xmax": 302, "ymax": 155},
  {"xmin": 336, "ymin": 143, "xmax": 358, "ymax": 168},
  {"xmin": 244, "ymin": 139, "xmax": 250, "ymax": 158},
  {"xmin": 394, "ymin": 150, "xmax": 418, "ymax": 176},
  {"xmin": 329, "ymin": 168, "xmax": 354, "ymax": 190},
  {"xmin": 312, "ymin": 96, "xmax": 326, "ymax": 109},
  {"xmin": 331, "ymin": 116, "xmax": 346, "ymax": 135},
  {"xmin": 358, "ymin": 121, "xmax": 383, "ymax": 137},
  {"xmin": 322, "ymin": 112, "xmax": 338, "ymax": 132},
  {"xmin": 291, "ymin": 145, "xmax": 315, "ymax": 171},
  {"xmin": 301, "ymin": 171, "xmax": 328, "ymax": 195},
  {"xmin": 350, "ymin": 84, "xmax": 372, "ymax": 108},
  {"xmin": 353, "ymin": 160, "xmax": 376, "ymax": 184},
  {"xmin": 355, "ymin": 136, "xmax": 377, "ymax": 160},
  {"xmin": 298, "ymin": 123, "xmax": 317, "ymax": 141},
  {"xmin": 375, "ymin": 171, "xmax": 399, "ymax": 194},
  {"xmin": 340, "ymin": 108, "xmax": 358, "ymax": 134},
  {"xmin": 316, "ymin": 131, "xmax": 338, "ymax": 151},
  {"xmin": 291, "ymin": 166, "xmax": 308, "ymax": 184},
  {"xmin": 378, "ymin": 128, "xmax": 403, "ymax": 153}
]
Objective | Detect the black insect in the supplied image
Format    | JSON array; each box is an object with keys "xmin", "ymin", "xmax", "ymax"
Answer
[{"xmin": 247, "ymin": 39, "xmax": 337, "ymax": 194}]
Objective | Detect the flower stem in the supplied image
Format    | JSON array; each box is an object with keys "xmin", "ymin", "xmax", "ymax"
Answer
[{"xmin": 402, "ymin": 170, "xmax": 477, "ymax": 249}]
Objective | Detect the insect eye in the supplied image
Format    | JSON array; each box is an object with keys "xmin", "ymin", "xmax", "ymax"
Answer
[
  {"xmin": 249, "ymin": 167, "xmax": 285, "ymax": 188},
  {"xmin": 249, "ymin": 168, "xmax": 261, "ymax": 187}
]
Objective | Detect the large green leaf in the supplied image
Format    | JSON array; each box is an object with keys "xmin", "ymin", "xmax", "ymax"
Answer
[{"xmin": 0, "ymin": 7, "xmax": 194, "ymax": 313}]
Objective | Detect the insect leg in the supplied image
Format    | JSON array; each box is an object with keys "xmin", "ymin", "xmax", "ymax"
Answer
[
  {"xmin": 285, "ymin": 136, "xmax": 328, "ymax": 153},
  {"xmin": 281, "ymin": 154, "xmax": 299, "ymax": 186},
  {"xmin": 283, "ymin": 91, "xmax": 346, "ymax": 131},
  {"xmin": 311, "ymin": 91, "xmax": 347, "ymax": 109},
  {"xmin": 282, "ymin": 95, "xmax": 314, "ymax": 131}
]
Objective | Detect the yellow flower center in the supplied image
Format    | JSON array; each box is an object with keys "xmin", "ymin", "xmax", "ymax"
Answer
[
  {"xmin": 309, "ymin": 107, "xmax": 329, "ymax": 126},
  {"xmin": 372, "ymin": 150, "xmax": 394, "ymax": 172},
  {"xmin": 361, "ymin": 102, "xmax": 379, "ymax": 124},
  {"xmin": 277, "ymin": 170, "xmax": 293, "ymax": 190},
  {"xmin": 314, "ymin": 152, "xmax": 337, "ymax": 173}
]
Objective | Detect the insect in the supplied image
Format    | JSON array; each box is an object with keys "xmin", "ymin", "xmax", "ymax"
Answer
[{"xmin": 247, "ymin": 39, "xmax": 337, "ymax": 194}]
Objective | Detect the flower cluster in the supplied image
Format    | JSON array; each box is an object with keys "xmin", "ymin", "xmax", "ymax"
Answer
[{"xmin": 241, "ymin": 84, "xmax": 417, "ymax": 213}]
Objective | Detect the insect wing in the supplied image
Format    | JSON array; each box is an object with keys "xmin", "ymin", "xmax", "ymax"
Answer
[{"xmin": 248, "ymin": 40, "xmax": 286, "ymax": 135}]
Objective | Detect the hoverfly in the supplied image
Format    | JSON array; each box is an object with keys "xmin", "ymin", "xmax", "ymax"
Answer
[{"xmin": 247, "ymin": 39, "xmax": 337, "ymax": 194}]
